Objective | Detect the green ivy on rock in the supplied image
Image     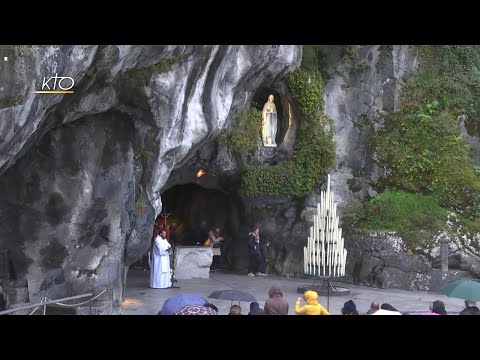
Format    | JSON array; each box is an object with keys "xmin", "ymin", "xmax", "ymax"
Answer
[
  {"xmin": 367, "ymin": 45, "xmax": 480, "ymax": 242},
  {"xmin": 372, "ymin": 100, "xmax": 480, "ymax": 210},
  {"xmin": 218, "ymin": 107, "xmax": 263, "ymax": 152},
  {"xmin": 347, "ymin": 191, "xmax": 450, "ymax": 248}
]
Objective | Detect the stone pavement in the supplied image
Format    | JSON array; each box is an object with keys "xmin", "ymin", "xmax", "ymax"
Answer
[{"xmin": 120, "ymin": 269, "xmax": 467, "ymax": 315}]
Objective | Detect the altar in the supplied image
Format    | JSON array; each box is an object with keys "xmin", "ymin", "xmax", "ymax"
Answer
[{"xmin": 173, "ymin": 246, "xmax": 213, "ymax": 280}]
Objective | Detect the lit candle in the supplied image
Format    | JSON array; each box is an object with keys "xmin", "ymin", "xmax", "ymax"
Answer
[
  {"xmin": 304, "ymin": 247, "xmax": 307, "ymax": 274},
  {"xmin": 327, "ymin": 174, "xmax": 331, "ymax": 195},
  {"xmin": 333, "ymin": 235, "xmax": 337, "ymax": 277},
  {"xmin": 317, "ymin": 202, "xmax": 321, "ymax": 233},
  {"xmin": 327, "ymin": 240, "xmax": 331, "ymax": 276},
  {"xmin": 340, "ymin": 249, "xmax": 343, "ymax": 277},
  {"xmin": 306, "ymin": 238, "xmax": 309, "ymax": 274},
  {"xmin": 308, "ymin": 237, "xmax": 312, "ymax": 275},
  {"xmin": 336, "ymin": 229, "xmax": 341, "ymax": 277},
  {"xmin": 310, "ymin": 239, "xmax": 315, "ymax": 275},
  {"xmin": 327, "ymin": 210, "xmax": 331, "ymax": 267}
]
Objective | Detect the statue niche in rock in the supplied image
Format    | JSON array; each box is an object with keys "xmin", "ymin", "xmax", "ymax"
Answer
[{"xmin": 262, "ymin": 94, "xmax": 278, "ymax": 147}]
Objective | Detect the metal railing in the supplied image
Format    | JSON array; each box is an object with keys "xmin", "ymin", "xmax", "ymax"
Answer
[{"xmin": 0, "ymin": 288, "xmax": 107, "ymax": 315}]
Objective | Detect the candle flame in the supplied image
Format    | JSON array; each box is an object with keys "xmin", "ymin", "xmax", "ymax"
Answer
[{"xmin": 197, "ymin": 169, "xmax": 206, "ymax": 178}]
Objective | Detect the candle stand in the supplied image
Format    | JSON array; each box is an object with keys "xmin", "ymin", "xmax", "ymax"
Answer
[{"xmin": 300, "ymin": 174, "xmax": 350, "ymax": 312}]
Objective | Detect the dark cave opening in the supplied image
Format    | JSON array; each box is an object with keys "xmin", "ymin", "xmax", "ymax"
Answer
[
  {"xmin": 130, "ymin": 180, "xmax": 245, "ymax": 272},
  {"xmin": 156, "ymin": 181, "xmax": 248, "ymax": 271},
  {"xmin": 161, "ymin": 183, "xmax": 230, "ymax": 246}
]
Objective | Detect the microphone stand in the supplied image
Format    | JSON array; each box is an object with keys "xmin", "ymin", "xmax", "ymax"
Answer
[{"xmin": 168, "ymin": 245, "xmax": 180, "ymax": 289}]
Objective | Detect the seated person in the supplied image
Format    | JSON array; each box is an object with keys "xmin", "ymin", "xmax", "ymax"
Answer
[
  {"xmin": 431, "ymin": 300, "xmax": 447, "ymax": 315},
  {"xmin": 264, "ymin": 283, "xmax": 289, "ymax": 315},
  {"xmin": 371, "ymin": 303, "xmax": 402, "ymax": 315},
  {"xmin": 460, "ymin": 300, "xmax": 480, "ymax": 315},
  {"xmin": 341, "ymin": 300, "xmax": 359, "ymax": 315},
  {"xmin": 228, "ymin": 304, "xmax": 242, "ymax": 315},
  {"xmin": 248, "ymin": 302, "xmax": 266, "ymax": 315},
  {"xmin": 366, "ymin": 301, "xmax": 380, "ymax": 314},
  {"xmin": 295, "ymin": 290, "xmax": 329, "ymax": 315}
]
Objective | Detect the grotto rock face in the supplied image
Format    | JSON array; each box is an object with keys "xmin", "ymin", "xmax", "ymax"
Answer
[
  {"xmin": 1, "ymin": 44, "xmax": 477, "ymax": 307},
  {"xmin": 345, "ymin": 230, "xmax": 473, "ymax": 292},
  {"xmin": 169, "ymin": 46, "xmax": 423, "ymax": 278},
  {"xmin": 229, "ymin": 46, "xmax": 421, "ymax": 277},
  {"xmin": 347, "ymin": 231, "xmax": 431, "ymax": 291},
  {"xmin": 0, "ymin": 113, "xmax": 135, "ymax": 306},
  {"xmin": 323, "ymin": 45, "xmax": 418, "ymax": 216},
  {"xmin": 0, "ymin": 45, "xmax": 301, "ymax": 312}
]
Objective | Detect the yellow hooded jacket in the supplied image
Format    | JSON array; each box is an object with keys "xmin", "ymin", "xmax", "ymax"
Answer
[{"xmin": 295, "ymin": 290, "xmax": 330, "ymax": 315}]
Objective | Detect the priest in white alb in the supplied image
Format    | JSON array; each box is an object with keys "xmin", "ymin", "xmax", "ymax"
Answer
[{"xmin": 150, "ymin": 229, "xmax": 172, "ymax": 289}]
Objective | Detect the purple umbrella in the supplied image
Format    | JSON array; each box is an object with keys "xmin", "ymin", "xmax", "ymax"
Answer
[{"xmin": 158, "ymin": 294, "xmax": 208, "ymax": 315}]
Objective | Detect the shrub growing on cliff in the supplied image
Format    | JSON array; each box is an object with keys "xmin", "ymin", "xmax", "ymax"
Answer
[
  {"xmin": 368, "ymin": 45, "xmax": 480, "ymax": 241},
  {"xmin": 372, "ymin": 100, "xmax": 480, "ymax": 210},
  {"xmin": 287, "ymin": 69, "xmax": 323, "ymax": 119},
  {"xmin": 355, "ymin": 191, "xmax": 449, "ymax": 248},
  {"xmin": 218, "ymin": 107, "xmax": 262, "ymax": 152},
  {"xmin": 411, "ymin": 45, "xmax": 480, "ymax": 125},
  {"xmin": 352, "ymin": 45, "xmax": 480, "ymax": 245}
]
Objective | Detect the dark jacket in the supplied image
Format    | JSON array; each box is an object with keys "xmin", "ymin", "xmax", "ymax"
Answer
[
  {"xmin": 192, "ymin": 224, "xmax": 209, "ymax": 246},
  {"xmin": 460, "ymin": 306, "xmax": 480, "ymax": 315},
  {"xmin": 248, "ymin": 302, "xmax": 265, "ymax": 315},
  {"xmin": 260, "ymin": 243, "xmax": 270, "ymax": 262},
  {"xmin": 248, "ymin": 233, "xmax": 260, "ymax": 256},
  {"xmin": 264, "ymin": 283, "xmax": 289, "ymax": 315}
]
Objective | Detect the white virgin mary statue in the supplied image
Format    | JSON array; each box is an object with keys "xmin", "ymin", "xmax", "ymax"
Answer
[{"xmin": 262, "ymin": 94, "xmax": 277, "ymax": 147}]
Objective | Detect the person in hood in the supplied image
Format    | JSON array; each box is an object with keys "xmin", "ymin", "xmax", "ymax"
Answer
[
  {"xmin": 295, "ymin": 290, "xmax": 329, "ymax": 315},
  {"xmin": 264, "ymin": 283, "xmax": 289, "ymax": 315},
  {"xmin": 431, "ymin": 300, "xmax": 447, "ymax": 315},
  {"xmin": 248, "ymin": 302, "xmax": 266, "ymax": 315},
  {"xmin": 341, "ymin": 300, "xmax": 359, "ymax": 315}
]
